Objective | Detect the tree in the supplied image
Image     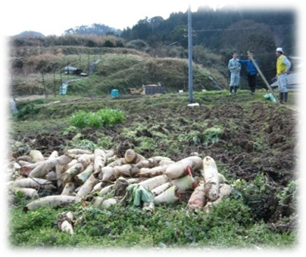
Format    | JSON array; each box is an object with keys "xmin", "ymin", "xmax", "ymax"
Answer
[
  {"xmin": 170, "ymin": 25, "xmax": 188, "ymax": 48},
  {"xmin": 220, "ymin": 20, "xmax": 275, "ymax": 54},
  {"xmin": 220, "ymin": 20, "xmax": 277, "ymax": 88}
]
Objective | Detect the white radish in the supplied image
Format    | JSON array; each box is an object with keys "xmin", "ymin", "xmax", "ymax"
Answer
[
  {"xmin": 11, "ymin": 177, "xmax": 54, "ymax": 189},
  {"xmin": 74, "ymin": 163, "xmax": 94, "ymax": 185},
  {"xmin": 151, "ymin": 182, "xmax": 172, "ymax": 196},
  {"xmin": 24, "ymin": 195, "xmax": 80, "ymax": 211},
  {"xmin": 29, "ymin": 155, "xmax": 72, "ymax": 178},
  {"xmin": 94, "ymin": 148, "xmax": 106, "ymax": 174},
  {"xmin": 187, "ymin": 181, "xmax": 206, "ymax": 211},
  {"xmin": 29, "ymin": 150, "xmax": 45, "ymax": 163},
  {"xmin": 76, "ymin": 174, "xmax": 99, "ymax": 198},
  {"xmin": 202, "ymin": 156, "xmax": 220, "ymax": 201},
  {"xmin": 138, "ymin": 174, "xmax": 170, "ymax": 190},
  {"xmin": 172, "ymin": 175, "xmax": 196, "ymax": 193},
  {"xmin": 164, "ymin": 156, "xmax": 202, "ymax": 179},
  {"xmin": 203, "ymin": 184, "xmax": 232, "ymax": 212},
  {"xmin": 99, "ymin": 184, "xmax": 114, "ymax": 196},
  {"xmin": 92, "ymin": 197, "xmax": 117, "ymax": 209},
  {"xmin": 154, "ymin": 185, "xmax": 179, "ymax": 204},
  {"xmin": 10, "ymin": 187, "xmax": 38, "ymax": 198},
  {"xmin": 61, "ymin": 182, "xmax": 75, "ymax": 196}
]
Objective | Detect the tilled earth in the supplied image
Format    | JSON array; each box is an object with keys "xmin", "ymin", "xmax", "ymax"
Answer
[{"xmin": 12, "ymin": 101, "xmax": 298, "ymax": 232}]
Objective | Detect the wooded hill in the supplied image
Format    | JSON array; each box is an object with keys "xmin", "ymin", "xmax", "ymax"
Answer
[{"xmin": 121, "ymin": 6, "xmax": 295, "ymax": 54}]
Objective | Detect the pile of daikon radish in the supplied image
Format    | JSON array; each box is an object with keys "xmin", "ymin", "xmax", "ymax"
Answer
[{"xmin": 7, "ymin": 147, "xmax": 232, "ymax": 235}]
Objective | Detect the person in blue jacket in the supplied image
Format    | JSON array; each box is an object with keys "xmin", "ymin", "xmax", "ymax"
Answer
[{"xmin": 239, "ymin": 51, "xmax": 259, "ymax": 95}]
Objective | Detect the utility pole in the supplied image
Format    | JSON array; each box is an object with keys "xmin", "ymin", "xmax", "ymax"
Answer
[{"xmin": 188, "ymin": 4, "xmax": 193, "ymax": 104}]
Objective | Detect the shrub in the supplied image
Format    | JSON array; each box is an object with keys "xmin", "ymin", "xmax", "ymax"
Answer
[
  {"xmin": 232, "ymin": 173, "xmax": 279, "ymax": 221},
  {"xmin": 126, "ymin": 39, "xmax": 149, "ymax": 51},
  {"xmin": 13, "ymin": 99, "xmax": 46, "ymax": 120}
]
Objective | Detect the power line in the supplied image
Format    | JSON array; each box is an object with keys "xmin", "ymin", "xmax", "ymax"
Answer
[{"xmin": 193, "ymin": 23, "xmax": 294, "ymax": 33}]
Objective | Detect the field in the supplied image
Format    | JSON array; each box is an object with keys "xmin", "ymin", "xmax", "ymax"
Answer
[{"xmin": 7, "ymin": 89, "xmax": 299, "ymax": 250}]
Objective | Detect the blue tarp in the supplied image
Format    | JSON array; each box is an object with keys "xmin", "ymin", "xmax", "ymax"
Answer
[{"xmin": 59, "ymin": 82, "xmax": 68, "ymax": 95}]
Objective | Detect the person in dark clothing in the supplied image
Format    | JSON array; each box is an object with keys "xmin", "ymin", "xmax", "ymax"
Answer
[{"xmin": 239, "ymin": 51, "xmax": 259, "ymax": 94}]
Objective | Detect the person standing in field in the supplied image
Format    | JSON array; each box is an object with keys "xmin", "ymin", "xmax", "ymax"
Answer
[
  {"xmin": 239, "ymin": 51, "xmax": 259, "ymax": 95},
  {"xmin": 228, "ymin": 51, "xmax": 241, "ymax": 95},
  {"xmin": 274, "ymin": 47, "xmax": 291, "ymax": 104}
]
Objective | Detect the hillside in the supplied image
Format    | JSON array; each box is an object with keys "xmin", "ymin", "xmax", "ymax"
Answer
[
  {"xmin": 14, "ymin": 30, "xmax": 45, "ymax": 38},
  {"xmin": 10, "ymin": 44, "xmax": 228, "ymax": 97}
]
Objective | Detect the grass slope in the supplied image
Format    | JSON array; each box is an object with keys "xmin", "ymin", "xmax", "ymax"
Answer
[{"xmin": 11, "ymin": 47, "xmax": 227, "ymax": 96}]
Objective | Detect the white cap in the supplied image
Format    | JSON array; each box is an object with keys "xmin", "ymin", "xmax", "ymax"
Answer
[{"xmin": 276, "ymin": 47, "xmax": 284, "ymax": 53}]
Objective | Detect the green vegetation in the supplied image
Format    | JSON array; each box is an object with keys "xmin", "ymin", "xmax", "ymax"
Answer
[
  {"xmin": 69, "ymin": 108, "xmax": 125, "ymax": 128},
  {"xmin": 9, "ymin": 184, "xmax": 296, "ymax": 249},
  {"xmin": 203, "ymin": 127, "xmax": 223, "ymax": 146},
  {"xmin": 13, "ymin": 99, "xmax": 47, "ymax": 120}
]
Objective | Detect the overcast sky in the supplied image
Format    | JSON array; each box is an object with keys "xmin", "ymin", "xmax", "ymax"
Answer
[
  {"xmin": 1, "ymin": 0, "xmax": 303, "ymax": 37},
  {"xmin": 2, "ymin": 0, "xmax": 211, "ymax": 36}
]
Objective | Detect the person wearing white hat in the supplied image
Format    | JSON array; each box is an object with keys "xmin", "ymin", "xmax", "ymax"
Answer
[{"xmin": 274, "ymin": 47, "xmax": 291, "ymax": 103}]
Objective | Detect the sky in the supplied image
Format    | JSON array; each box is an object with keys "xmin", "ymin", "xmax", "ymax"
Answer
[
  {"xmin": 1, "ymin": 0, "xmax": 303, "ymax": 37},
  {"xmin": 2, "ymin": 0, "xmax": 216, "ymax": 36}
]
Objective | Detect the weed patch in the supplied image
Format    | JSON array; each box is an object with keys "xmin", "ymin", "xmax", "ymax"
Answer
[
  {"xmin": 203, "ymin": 126, "xmax": 223, "ymax": 146},
  {"xmin": 69, "ymin": 108, "xmax": 125, "ymax": 128}
]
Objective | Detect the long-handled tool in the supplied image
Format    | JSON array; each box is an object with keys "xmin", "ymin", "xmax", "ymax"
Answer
[{"xmin": 247, "ymin": 51, "xmax": 278, "ymax": 103}]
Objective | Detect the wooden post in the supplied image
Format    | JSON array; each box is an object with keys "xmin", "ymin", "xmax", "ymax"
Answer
[
  {"xmin": 41, "ymin": 72, "xmax": 48, "ymax": 99},
  {"xmin": 53, "ymin": 70, "xmax": 56, "ymax": 97}
]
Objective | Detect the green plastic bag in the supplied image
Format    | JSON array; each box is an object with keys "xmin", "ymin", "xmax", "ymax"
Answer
[
  {"xmin": 126, "ymin": 184, "xmax": 154, "ymax": 207},
  {"xmin": 264, "ymin": 93, "xmax": 276, "ymax": 102}
]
